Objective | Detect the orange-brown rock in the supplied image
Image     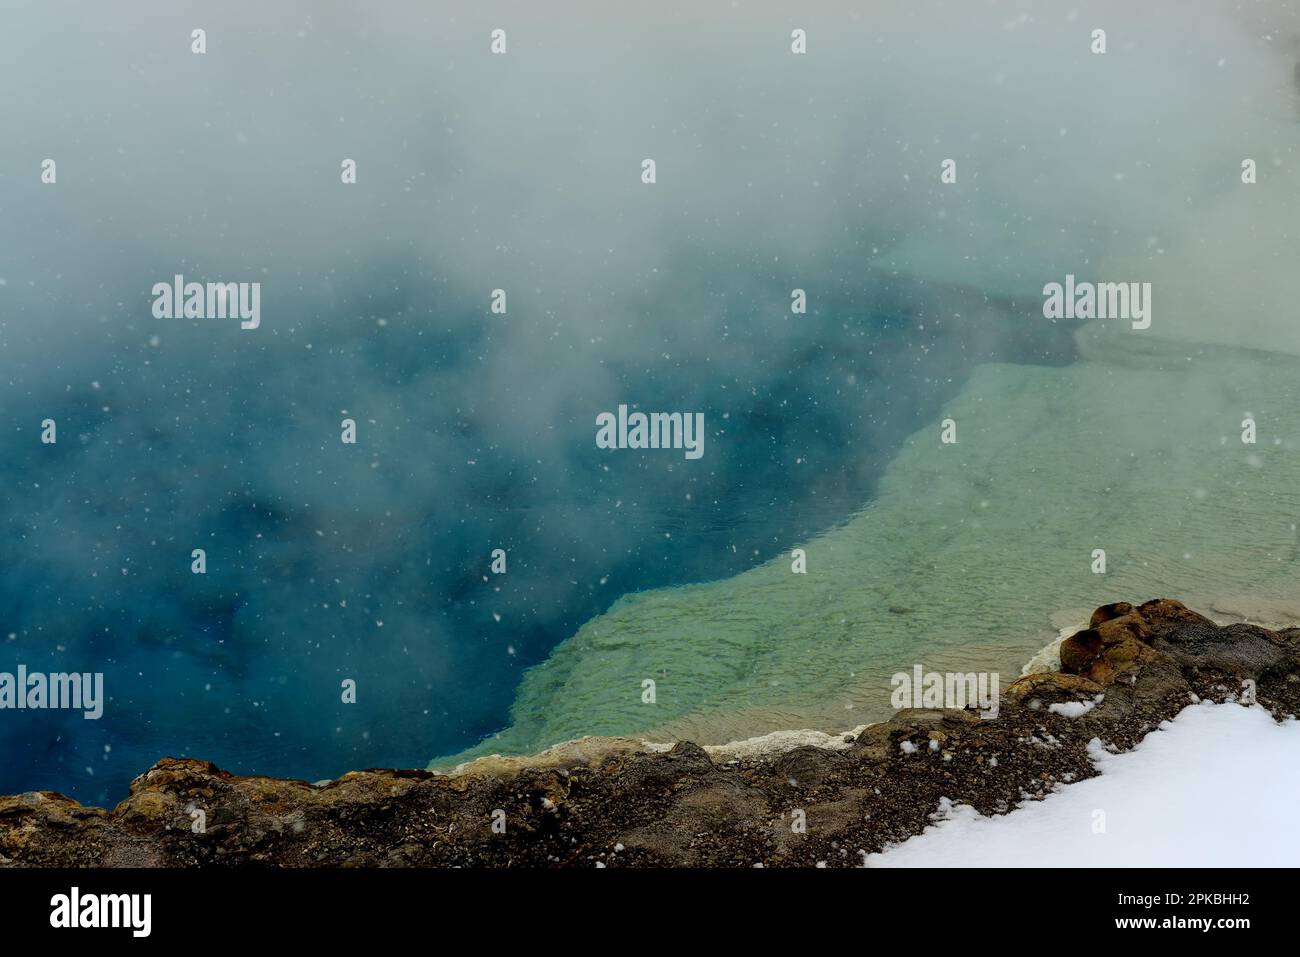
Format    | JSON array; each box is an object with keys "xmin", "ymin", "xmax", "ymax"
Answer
[{"xmin": 1005, "ymin": 672, "xmax": 1104, "ymax": 704}]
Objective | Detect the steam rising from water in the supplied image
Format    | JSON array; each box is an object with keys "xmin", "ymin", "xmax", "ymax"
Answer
[{"xmin": 0, "ymin": 1, "xmax": 1297, "ymax": 797}]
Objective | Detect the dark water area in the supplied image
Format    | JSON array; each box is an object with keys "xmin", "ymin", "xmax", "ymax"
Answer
[
  {"xmin": 0, "ymin": 0, "xmax": 1139, "ymax": 805},
  {"xmin": 0, "ymin": 264, "xmax": 1075, "ymax": 803}
]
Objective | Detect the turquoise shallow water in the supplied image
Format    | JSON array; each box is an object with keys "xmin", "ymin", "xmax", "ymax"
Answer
[{"xmin": 441, "ymin": 319, "xmax": 1300, "ymax": 765}]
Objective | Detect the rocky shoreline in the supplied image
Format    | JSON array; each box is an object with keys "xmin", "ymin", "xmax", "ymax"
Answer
[{"xmin": 2, "ymin": 599, "xmax": 1297, "ymax": 868}]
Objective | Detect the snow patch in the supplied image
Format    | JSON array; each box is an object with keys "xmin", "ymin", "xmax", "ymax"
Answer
[
  {"xmin": 1049, "ymin": 694, "xmax": 1104, "ymax": 718},
  {"xmin": 866, "ymin": 702, "xmax": 1300, "ymax": 867}
]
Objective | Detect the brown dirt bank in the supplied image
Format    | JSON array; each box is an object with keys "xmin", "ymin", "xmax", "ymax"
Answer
[{"xmin": 2, "ymin": 599, "xmax": 1297, "ymax": 868}]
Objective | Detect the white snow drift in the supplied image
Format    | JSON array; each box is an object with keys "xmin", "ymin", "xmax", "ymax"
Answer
[{"xmin": 867, "ymin": 702, "xmax": 1300, "ymax": 867}]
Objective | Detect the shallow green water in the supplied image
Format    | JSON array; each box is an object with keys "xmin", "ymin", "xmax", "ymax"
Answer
[{"xmin": 438, "ymin": 318, "xmax": 1300, "ymax": 767}]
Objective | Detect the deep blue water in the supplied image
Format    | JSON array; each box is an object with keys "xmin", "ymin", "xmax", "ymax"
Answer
[
  {"xmin": 0, "ymin": 262, "xmax": 1074, "ymax": 804},
  {"xmin": 0, "ymin": 1, "xmax": 1126, "ymax": 805}
]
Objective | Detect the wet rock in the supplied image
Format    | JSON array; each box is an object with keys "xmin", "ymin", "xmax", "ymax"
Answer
[
  {"xmin": 1136, "ymin": 597, "xmax": 1216, "ymax": 631},
  {"xmin": 1005, "ymin": 672, "xmax": 1104, "ymax": 706},
  {"xmin": 1150, "ymin": 622, "xmax": 1297, "ymax": 679},
  {"xmin": 1060, "ymin": 604, "xmax": 1172, "ymax": 683},
  {"xmin": 772, "ymin": 746, "xmax": 846, "ymax": 787},
  {"xmin": 848, "ymin": 708, "xmax": 979, "ymax": 760},
  {"xmin": 1088, "ymin": 601, "xmax": 1139, "ymax": 627}
]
